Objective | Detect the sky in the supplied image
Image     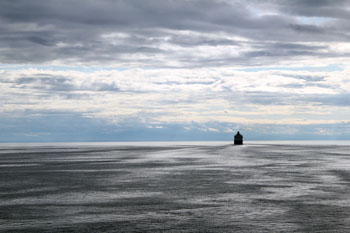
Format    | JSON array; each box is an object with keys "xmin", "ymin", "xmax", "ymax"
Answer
[{"xmin": 1, "ymin": 0, "xmax": 350, "ymax": 142}]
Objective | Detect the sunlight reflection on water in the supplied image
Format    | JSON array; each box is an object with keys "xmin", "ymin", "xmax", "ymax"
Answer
[{"xmin": 1, "ymin": 141, "xmax": 350, "ymax": 232}]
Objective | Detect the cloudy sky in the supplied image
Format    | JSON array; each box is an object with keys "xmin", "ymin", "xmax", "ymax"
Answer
[{"xmin": 1, "ymin": 0, "xmax": 350, "ymax": 142}]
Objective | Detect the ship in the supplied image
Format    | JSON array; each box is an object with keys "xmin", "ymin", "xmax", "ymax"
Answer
[{"xmin": 234, "ymin": 131, "xmax": 243, "ymax": 145}]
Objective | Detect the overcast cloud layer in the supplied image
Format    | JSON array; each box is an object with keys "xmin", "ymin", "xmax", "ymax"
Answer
[
  {"xmin": 1, "ymin": 0, "xmax": 350, "ymax": 141},
  {"xmin": 2, "ymin": 0, "xmax": 350, "ymax": 67}
]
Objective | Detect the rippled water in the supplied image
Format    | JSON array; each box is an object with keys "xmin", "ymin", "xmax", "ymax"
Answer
[{"xmin": 1, "ymin": 141, "xmax": 350, "ymax": 232}]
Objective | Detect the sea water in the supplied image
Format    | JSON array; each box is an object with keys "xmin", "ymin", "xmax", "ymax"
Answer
[{"xmin": 1, "ymin": 141, "xmax": 350, "ymax": 232}]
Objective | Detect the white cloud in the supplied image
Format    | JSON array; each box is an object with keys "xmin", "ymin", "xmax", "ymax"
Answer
[{"xmin": 1, "ymin": 66, "xmax": 350, "ymax": 126}]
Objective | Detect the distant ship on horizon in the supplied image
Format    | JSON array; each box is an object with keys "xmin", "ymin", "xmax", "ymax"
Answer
[{"xmin": 234, "ymin": 131, "xmax": 243, "ymax": 145}]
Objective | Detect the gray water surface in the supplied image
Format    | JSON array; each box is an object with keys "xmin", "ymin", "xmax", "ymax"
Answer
[{"xmin": 1, "ymin": 141, "xmax": 350, "ymax": 232}]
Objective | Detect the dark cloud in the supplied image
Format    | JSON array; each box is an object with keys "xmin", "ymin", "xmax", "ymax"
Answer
[
  {"xmin": 4, "ymin": 74, "xmax": 121, "ymax": 96},
  {"xmin": 306, "ymin": 94, "xmax": 350, "ymax": 106},
  {"xmin": 0, "ymin": 0, "xmax": 349, "ymax": 67},
  {"xmin": 281, "ymin": 74, "xmax": 326, "ymax": 82},
  {"xmin": 168, "ymin": 35, "xmax": 239, "ymax": 47},
  {"xmin": 275, "ymin": 0, "xmax": 350, "ymax": 18},
  {"xmin": 8, "ymin": 75, "xmax": 75, "ymax": 92}
]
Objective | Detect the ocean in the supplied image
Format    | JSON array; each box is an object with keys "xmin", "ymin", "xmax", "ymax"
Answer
[{"xmin": 1, "ymin": 141, "xmax": 350, "ymax": 232}]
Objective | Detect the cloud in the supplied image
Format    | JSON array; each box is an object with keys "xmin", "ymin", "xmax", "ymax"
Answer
[
  {"xmin": 0, "ymin": 0, "xmax": 350, "ymax": 67},
  {"xmin": 1, "ymin": 67, "xmax": 350, "ymax": 128}
]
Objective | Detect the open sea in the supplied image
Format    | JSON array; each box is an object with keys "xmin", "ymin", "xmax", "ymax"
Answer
[{"xmin": 1, "ymin": 141, "xmax": 350, "ymax": 232}]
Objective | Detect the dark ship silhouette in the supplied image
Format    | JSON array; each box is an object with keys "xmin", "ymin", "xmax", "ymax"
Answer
[{"xmin": 234, "ymin": 131, "xmax": 243, "ymax": 145}]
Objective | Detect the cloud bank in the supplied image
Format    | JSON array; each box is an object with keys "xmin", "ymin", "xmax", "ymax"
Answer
[{"xmin": 1, "ymin": 0, "xmax": 350, "ymax": 67}]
